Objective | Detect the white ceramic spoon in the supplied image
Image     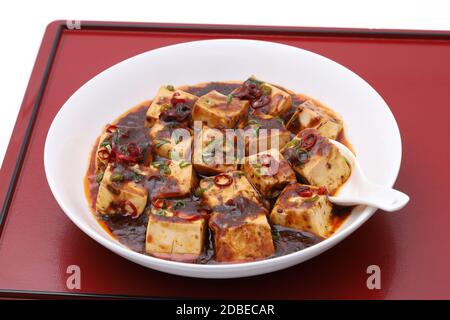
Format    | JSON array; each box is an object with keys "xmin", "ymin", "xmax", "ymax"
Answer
[{"xmin": 327, "ymin": 139, "xmax": 409, "ymax": 212}]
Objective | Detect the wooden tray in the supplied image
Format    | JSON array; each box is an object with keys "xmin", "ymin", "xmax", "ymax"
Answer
[{"xmin": 1, "ymin": 20, "xmax": 449, "ymax": 299}]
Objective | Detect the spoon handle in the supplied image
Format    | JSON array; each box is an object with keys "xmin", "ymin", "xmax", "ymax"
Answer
[{"xmin": 329, "ymin": 182, "xmax": 410, "ymax": 212}]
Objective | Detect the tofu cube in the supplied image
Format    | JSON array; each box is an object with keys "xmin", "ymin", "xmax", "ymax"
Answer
[
  {"xmin": 148, "ymin": 159, "xmax": 196, "ymax": 199},
  {"xmin": 243, "ymin": 149, "xmax": 296, "ymax": 198},
  {"xmin": 281, "ymin": 129, "xmax": 351, "ymax": 194},
  {"xmin": 149, "ymin": 120, "xmax": 192, "ymax": 160},
  {"xmin": 198, "ymin": 171, "xmax": 262, "ymax": 208},
  {"xmin": 95, "ymin": 163, "xmax": 148, "ymax": 217},
  {"xmin": 243, "ymin": 114, "xmax": 291, "ymax": 155},
  {"xmin": 270, "ymin": 183, "xmax": 333, "ymax": 238},
  {"xmin": 232, "ymin": 76, "xmax": 292, "ymax": 117},
  {"xmin": 193, "ymin": 125, "xmax": 238, "ymax": 175},
  {"xmin": 286, "ymin": 99, "xmax": 343, "ymax": 140},
  {"xmin": 192, "ymin": 90, "xmax": 250, "ymax": 129},
  {"xmin": 209, "ymin": 197, "xmax": 274, "ymax": 262},
  {"xmin": 146, "ymin": 86, "xmax": 198, "ymax": 126},
  {"xmin": 145, "ymin": 199, "xmax": 206, "ymax": 261}
]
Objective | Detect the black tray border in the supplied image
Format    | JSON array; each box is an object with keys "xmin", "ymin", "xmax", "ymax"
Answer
[{"xmin": 1, "ymin": 20, "xmax": 449, "ymax": 300}]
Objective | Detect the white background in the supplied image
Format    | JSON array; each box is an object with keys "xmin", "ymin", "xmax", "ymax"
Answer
[{"xmin": 0, "ymin": 0, "xmax": 449, "ymax": 167}]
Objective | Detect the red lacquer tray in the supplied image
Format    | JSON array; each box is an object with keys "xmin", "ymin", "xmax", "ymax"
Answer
[{"xmin": 1, "ymin": 21, "xmax": 449, "ymax": 299}]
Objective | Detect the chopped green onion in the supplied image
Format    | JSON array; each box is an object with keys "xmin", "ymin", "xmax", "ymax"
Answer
[
  {"xmin": 110, "ymin": 173, "xmax": 124, "ymax": 182},
  {"xmin": 285, "ymin": 139, "xmax": 300, "ymax": 149},
  {"xmin": 275, "ymin": 117, "xmax": 284, "ymax": 125},
  {"xmin": 247, "ymin": 119, "xmax": 259, "ymax": 126},
  {"xmin": 179, "ymin": 160, "xmax": 191, "ymax": 168},
  {"xmin": 247, "ymin": 78, "xmax": 263, "ymax": 86},
  {"xmin": 174, "ymin": 200, "xmax": 185, "ymax": 209},
  {"xmin": 166, "ymin": 85, "xmax": 175, "ymax": 91},
  {"xmin": 194, "ymin": 187, "xmax": 206, "ymax": 198},
  {"xmin": 96, "ymin": 171, "xmax": 104, "ymax": 183},
  {"xmin": 152, "ymin": 161, "xmax": 171, "ymax": 175},
  {"xmin": 133, "ymin": 172, "xmax": 144, "ymax": 183},
  {"xmin": 194, "ymin": 183, "xmax": 213, "ymax": 197},
  {"xmin": 155, "ymin": 139, "xmax": 170, "ymax": 148},
  {"xmin": 226, "ymin": 93, "xmax": 233, "ymax": 104},
  {"xmin": 271, "ymin": 228, "xmax": 281, "ymax": 241},
  {"xmin": 161, "ymin": 165, "xmax": 171, "ymax": 175},
  {"xmin": 155, "ymin": 209, "xmax": 167, "ymax": 216},
  {"xmin": 304, "ymin": 195, "xmax": 319, "ymax": 203},
  {"xmin": 100, "ymin": 140, "xmax": 111, "ymax": 147}
]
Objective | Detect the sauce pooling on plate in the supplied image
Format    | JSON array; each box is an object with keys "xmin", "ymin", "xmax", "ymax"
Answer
[{"xmin": 85, "ymin": 79, "xmax": 354, "ymax": 264}]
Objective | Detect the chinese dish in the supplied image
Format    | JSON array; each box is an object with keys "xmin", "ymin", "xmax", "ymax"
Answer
[{"xmin": 85, "ymin": 77, "xmax": 353, "ymax": 264}]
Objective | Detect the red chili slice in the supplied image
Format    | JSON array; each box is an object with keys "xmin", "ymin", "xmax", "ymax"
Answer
[
  {"xmin": 300, "ymin": 132, "xmax": 318, "ymax": 151},
  {"xmin": 299, "ymin": 190, "xmax": 313, "ymax": 197},
  {"xmin": 317, "ymin": 186, "xmax": 327, "ymax": 195},
  {"xmin": 97, "ymin": 148, "xmax": 110, "ymax": 160},
  {"xmin": 106, "ymin": 124, "xmax": 118, "ymax": 133},
  {"xmin": 114, "ymin": 152, "xmax": 137, "ymax": 165},
  {"xmin": 127, "ymin": 143, "xmax": 140, "ymax": 156},
  {"xmin": 152, "ymin": 198, "xmax": 170, "ymax": 209},
  {"xmin": 171, "ymin": 92, "xmax": 186, "ymax": 105},
  {"xmin": 121, "ymin": 200, "xmax": 138, "ymax": 217},
  {"xmin": 297, "ymin": 186, "xmax": 312, "ymax": 198},
  {"xmin": 176, "ymin": 212, "xmax": 202, "ymax": 221},
  {"xmin": 214, "ymin": 173, "xmax": 233, "ymax": 187}
]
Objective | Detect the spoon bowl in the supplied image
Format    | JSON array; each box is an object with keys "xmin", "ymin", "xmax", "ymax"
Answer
[{"xmin": 328, "ymin": 139, "xmax": 409, "ymax": 212}]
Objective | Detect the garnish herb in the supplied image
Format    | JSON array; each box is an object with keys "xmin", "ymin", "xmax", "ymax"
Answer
[
  {"xmin": 304, "ymin": 195, "xmax": 319, "ymax": 203},
  {"xmin": 110, "ymin": 172, "xmax": 124, "ymax": 182},
  {"xmin": 255, "ymin": 126, "xmax": 261, "ymax": 137},
  {"xmin": 96, "ymin": 171, "xmax": 104, "ymax": 183},
  {"xmin": 154, "ymin": 139, "xmax": 170, "ymax": 148},
  {"xmin": 285, "ymin": 139, "xmax": 300, "ymax": 149},
  {"xmin": 247, "ymin": 119, "xmax": 259, "ymax": 126},
  {"xmin": 271, "ymin": 228, "xmax": 281, "ymax": 241},
  {"xmin": 179, "ymin": 160, "xmax": 191, "ymax": 168},
  {"xmin": 174, "ymin": 200, "xmax": 185, "ymax": 209},
  {"xmin": 194, "ymin": 187, "xmax": 206, "ymax": 198},
  {"xmin": 155, "ymin": 209, "xmax": 167, "ymax": 216},
  {"xmin": 100, "ymin": 140, "xmax": 111, "ymax": 148},
  {"xmin": 152, "ymin": 161, "xmax": 171, "ymax": 175},
  {"xmin": 296, "ymin": 148, "xmax": 309, "ymax": 163},
  {"xmin": 275, "ymin": 117, "xmax": 284, "ymax": 125},
  {"xmin": 166, "ymin": 85, "xmax": 175, "ymax": 91},
  {"xmin": 247, "ymin": 78, "xmax": 263, "ymax": 86},
  {"xmin": 133, "ymin": 172, "xmax": 144, "ymax": 183},
  {"xmin": 194, "ymin": 183, "xmax": 213, "ymax": 197},
  {"xmin": 226, "ymin": 93, "xmax": 233, "ymax": 104}
]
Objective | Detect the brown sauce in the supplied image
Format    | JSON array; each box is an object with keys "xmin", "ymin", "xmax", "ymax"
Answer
[{"xmin": 85, "ymin": 81, "xmax": 354, "ymax": 264}]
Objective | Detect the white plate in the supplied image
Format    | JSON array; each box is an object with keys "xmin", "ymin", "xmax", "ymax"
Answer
[{"xmin": 44, "ymin": 39, "xmax": 402, "ymax": 278}]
